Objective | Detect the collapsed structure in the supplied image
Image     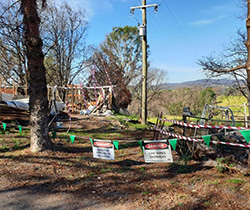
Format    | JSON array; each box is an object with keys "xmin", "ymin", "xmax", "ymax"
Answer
[{"xmin": 0, "ymin": 83, "xmax": 115, "ymax": 123}]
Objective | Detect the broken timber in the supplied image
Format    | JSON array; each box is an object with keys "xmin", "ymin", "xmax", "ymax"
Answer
[{"xmin": 0, "ymin": 103, "xmax": 29, "ymax": 121}]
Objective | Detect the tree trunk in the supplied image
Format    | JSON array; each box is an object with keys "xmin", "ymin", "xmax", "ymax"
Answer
[
  {"xmin": 246, "ymin": 0, "xmax": 250, "ymax": 118},
  {"xmin": 22, "ymin": 0, "xmax": 52, "ymax": 152}
]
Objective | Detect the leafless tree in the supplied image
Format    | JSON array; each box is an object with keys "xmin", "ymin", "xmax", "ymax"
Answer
[
  {"xmin": 0, "ymin": 1, "xmax": 90, "ymax": 100},
  {"xmin": 0, "ymin": 0, "xmax": 28, "ymax": 89},
  {"xmin": 132, "ymin": 67, "xmax": 167, "ymax": 104},
  {"xmin": 42, "ymin": 2, "xmax": 90, "ymax": 101},
  {"xmin": 198, "ymin": 0, "xmax": 250, "ymax": 115}
]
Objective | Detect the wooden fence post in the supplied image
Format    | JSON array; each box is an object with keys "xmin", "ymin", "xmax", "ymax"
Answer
[
  {"xmin": 0, "ymin": 78, "xmax": 1, "ymax": 90},
  {"xmin": 71, "ymin": 85, "xmax": 75, "ymax": 113},
  {"xmin": 25, "ymin": 81, "xmax": 28, "ymax": 96},
  {"xmin": 158, "ymin": 117, "xmax": 165, "ymax": 140},
  {"xmin": 182, "ymin": 114, "xmax": 187, "ymax": 136},
  {"xmin": 153, "ymin": 114, "xmax": 159, "ymax": 140}
]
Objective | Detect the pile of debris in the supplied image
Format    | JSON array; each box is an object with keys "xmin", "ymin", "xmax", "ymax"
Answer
[
  {"xmin": 0, "ymin": 97, "xmax": 66, "ymax": 123},
  {"xmin": 0, "ymin": 101, "xmax": 29, "ymax": 122}
]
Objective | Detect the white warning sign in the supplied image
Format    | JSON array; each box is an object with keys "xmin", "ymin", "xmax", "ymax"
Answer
[
  {"xmin": 143, "ymin": 140, "xmax": 173, "ymax": 163},
  {"xmin": 92, "ymin": 139, "xmax": 115, "ymax": 160}
]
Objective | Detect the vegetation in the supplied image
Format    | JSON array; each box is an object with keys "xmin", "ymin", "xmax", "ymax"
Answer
[
  {"xmin": 90, "ymin": 26, "xmax": 142, "ymax": 110},
  {"xmin": 42, "ymin": 2, "xmax": 90, "ymax": 100},
  {"xmin": 198, "ymin": 0, "xmax": 250, "ymax": 117},
  {"xmin": 0, "ymin": 0, "xmax": 89, "ymax": 96},
  {"xmin": 0, "ymin": 0, "xmax": 249, "ymax": 208},
  {"xmin": 128, "ymin": 86, "xmax": 216, "ymax": 117}
]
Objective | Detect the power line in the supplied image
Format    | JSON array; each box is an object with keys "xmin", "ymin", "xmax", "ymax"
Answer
[
  {"xmin": 148, "ymin": 11, "xmax": 184, "ymax": 56},
  {"xmin": 130, "ymin": 13, "xmax": 140, "ymax": 26},
  {"xmin": 135, "ymin": 0, "xmax": 184, "ymax": 56},
  {"xmin": 162, "ymin": 0, "xmax": 198, "ymax": 56}
]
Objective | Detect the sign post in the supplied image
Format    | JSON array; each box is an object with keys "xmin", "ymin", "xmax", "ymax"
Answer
[
  {"xmin": 143, "ymin": 140, "xmax": 173, "ymax": 163},
  {"xmin": 92, "ymin": 139, "xmax": 115, "ymax": 160}
]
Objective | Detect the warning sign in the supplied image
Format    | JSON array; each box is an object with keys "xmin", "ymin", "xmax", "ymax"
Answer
[
  {"xmin": 92, "ymin": 139, "xmax": 115, "ymax": 160},
  {"xmin": 143, "ymin": 140, "xmax": 173, "ymax": 163}
]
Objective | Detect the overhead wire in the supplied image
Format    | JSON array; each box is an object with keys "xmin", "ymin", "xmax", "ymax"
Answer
[
  {"xmin": 135, "ymin": 0, "xmax": 184, "ymax": 55},
  {"xmin": 161, "ymin": 0, "xmax": 198, "ymax": 56},
  {"xmin": 148, "ymin": 11, "xmax": 184, "ymax": 56},
  {"xmin": 132, "ymin": 0, "xmax": 193, "ymax": 56}
]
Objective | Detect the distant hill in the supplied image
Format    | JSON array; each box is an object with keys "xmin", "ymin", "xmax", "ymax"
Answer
[{"xmin": 159, "ymin": 79, "xmax": 234, "ymax": 90}]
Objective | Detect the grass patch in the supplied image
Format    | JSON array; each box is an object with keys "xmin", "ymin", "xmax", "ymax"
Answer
[
  {"xmin": 204, "ymin": 201, "xmax": 212, "ymax": 206},
  {"xmin": 100, "ymin": 167, "xmax": 112, "ymax": 173},
  {"xmin": 126, "ymin": 122, "xmax": 151, "ymax": 130},
  {"xmin": 90, "ymin": 132, "xmax": 124, "ymax": 139},
  {"xmin": 148, "ymin": 115, "xmax": 183, "ymax": 127},
  {"xmin": 217, "ymin": 95, "xmax": 246, "ymax": 108},
  {"xmin": 142, "ymin": 190, "xmax": 149, "ymax": 195},
  {"xmin": 61, "ymin": 130, "xmax": 125, "ymax": 140},
  {"xmin": 108, "ymin": 114, "xmax": 152, "ymax": 130},
  {"xmin": 226, "ymin": 179, "xmax": 245, "ymax": 184},
  {"xmin": 205, "ymin": 179, "xmax": 220, "ymax": 185},
  {"xmin": 0, "ymin": 144, "xmax": 10, "ymax": 152},
  {"xmin": 119, "ymin": 141, "xmax": 139, "ymax": 149},
  {"xmin": 110, "ymin": 113, "xmax": 139, "ymax": 121}
]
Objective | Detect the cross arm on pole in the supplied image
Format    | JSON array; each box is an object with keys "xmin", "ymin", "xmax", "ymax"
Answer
[{"xmin": 130, "ymin": 4, "xmax": 158, "ymax": 14}]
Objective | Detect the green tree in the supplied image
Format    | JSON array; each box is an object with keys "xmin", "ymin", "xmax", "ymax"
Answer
[
  {"xmin": 91, "ymin": 26, "xmax": 142, "ymax": 110},
  {"xmin": 164, "ymin": 87, "xmax": 216, "ymax": 116},
  {"xmin": 100, "ymin": 26, "xmax": 142, "ymax": 86},
  {"xmin": 198, "ymin": 88, "xmax": 216, "ymax": 109}
]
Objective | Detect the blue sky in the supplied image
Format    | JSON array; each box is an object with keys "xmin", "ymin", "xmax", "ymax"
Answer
[{"xmin": 66, "ymin": 0, "xmax": 245, "ymax": 83}]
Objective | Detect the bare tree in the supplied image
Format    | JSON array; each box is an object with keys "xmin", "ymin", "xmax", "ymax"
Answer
[
  {"xmin": 21, "ymin": 0, "xmax": 52, "ymax": 152},
  {"xmin": 0, "ymin": 1, "xmax": 90, "ymax": 100},
  {"xmin": 0, "ymin": 0, "xmax": 28, "ymax": 89},
  {"xmin": 132, "ymin": 67, "xmax": 167, "ymax": 104},
  {"xmin": 198, "ymin": 0, "xmax": 250, "ymax": 115},
  {"xmin": 42, "ymin": 2, "xmax": 90, "ymax": 101}
]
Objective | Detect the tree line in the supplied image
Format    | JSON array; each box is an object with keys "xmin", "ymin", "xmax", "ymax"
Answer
[{"xmin": 0, "ymin": 0, "xmax": 164, "ymax": 152}]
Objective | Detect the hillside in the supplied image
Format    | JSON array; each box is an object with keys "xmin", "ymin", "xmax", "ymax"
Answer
[{"xmin": 160, "ymin": 78, "xmax": 234, "ymax": 90}]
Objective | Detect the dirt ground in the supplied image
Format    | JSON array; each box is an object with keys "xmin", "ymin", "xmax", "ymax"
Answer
[{"xmin": 0, "ymin": 116, "xmax": 250, "ymax": 210}]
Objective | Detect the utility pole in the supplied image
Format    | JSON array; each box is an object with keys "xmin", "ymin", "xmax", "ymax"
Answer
[
  {"xmin": 142, "ymin": 0, "xmax": 147, "ymax": 125},
  {"xmin": 130, "ymin": 1, "xmax": 158, "ymax": 124}
]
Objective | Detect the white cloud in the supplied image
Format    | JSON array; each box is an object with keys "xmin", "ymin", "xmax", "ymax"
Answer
[
  {"xmin": 191, "ymin": 19, "xmax": 213, "ymax": 26},
  {"xmin": 212, "ymin": 5, "xmax": 233, "ymax": 12},
  {"xmin": 53, "ymin": 0, "xmax": 133, "ymax": 20},
  {"xmin": 54, "ymin": 0, "xmax": 113, "ymax": 20},
  {"xmin": 190, "ymin": 15, "xmax": 226, "ymax": 26},
  {"xmin": 198, "ymin": 1, "xmax": 240, "ymax": 16}
]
